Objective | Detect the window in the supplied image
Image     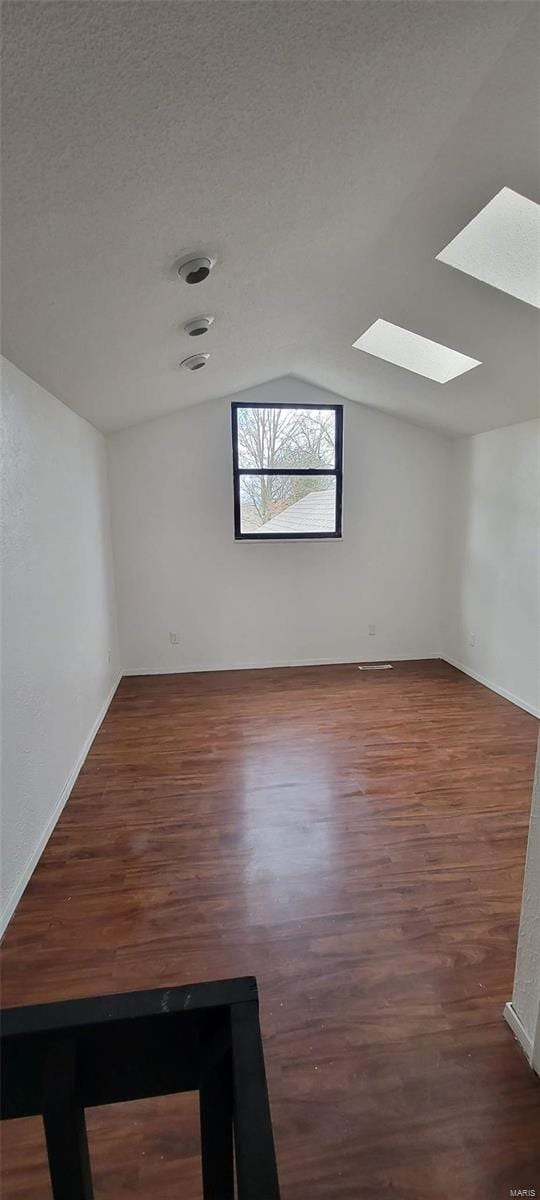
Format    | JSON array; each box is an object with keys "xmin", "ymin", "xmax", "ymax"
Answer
[{"xmin": 232, "ymin": 402, "xmax": 343, "ymax": 539}]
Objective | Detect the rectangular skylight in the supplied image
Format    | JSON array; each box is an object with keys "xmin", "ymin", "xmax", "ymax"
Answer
[
  {"xmin": 436, "ymin": 187, "xmax": 540, "ymax": 308},
  {"xmin": 352, "ymin": 319, "xmax": 481, "ymax": 383}
]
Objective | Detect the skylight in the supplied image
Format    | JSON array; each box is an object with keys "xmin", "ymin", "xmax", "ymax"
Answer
[
  {"xmin": 352, "ymin": 319, "xmax": 481, "ymax": 383},
  {"xmin": 436, "ymin": 187, "xmax": 540, "ymax": 308}
]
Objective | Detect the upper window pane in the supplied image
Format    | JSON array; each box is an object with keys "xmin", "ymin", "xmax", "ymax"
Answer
[{"xmin": 236, "ymin": 406, "xmax": 336, "ymax": 470}]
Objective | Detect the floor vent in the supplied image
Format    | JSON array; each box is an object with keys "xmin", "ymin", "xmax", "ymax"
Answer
[{"xmin": 357, "ymin": 663, "xmax": 393, "ymax": 670}]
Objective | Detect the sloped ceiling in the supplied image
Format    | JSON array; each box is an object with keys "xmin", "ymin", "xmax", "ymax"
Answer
[{"xmin": 1, "ymin": 1, "xmax": 538, "ymax": 435}]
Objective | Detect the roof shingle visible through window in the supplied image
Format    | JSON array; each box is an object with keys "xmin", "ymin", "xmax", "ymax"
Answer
[{"xmin": 257, "ymin": 487, "xmax": 335, "ymax": 534}]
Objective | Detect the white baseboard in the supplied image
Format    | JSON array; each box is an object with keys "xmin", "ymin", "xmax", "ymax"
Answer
[
  {"xmin": 0, "ymin": 674, "xmax": 121, "ymax": 937},
  {"xmin": 123, "ymin": 653, "xmax": 440, "ymax": 677},
  {"xmin": 442, "ymin": 656, "xmax": 540, "ymax": 719},
  {"xmin": 504, "ymin": 1002, "xmax": 534, "ymax": 1065}
]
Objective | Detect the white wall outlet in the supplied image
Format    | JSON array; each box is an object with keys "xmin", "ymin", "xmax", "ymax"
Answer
[
  {"xmin": 169, "ymin": 632, "xmax": 179, "ymax": 645},
  {"xmin": 107, "ymin": 649, "xmax": 112, "ymax": 665},
  {"xmin": 368, "ymin": 624, "xmax": 376, "ymax": 636},
  {"xmin": 469, "ymin": 632, "xmax": 476, "ymax": 647}
]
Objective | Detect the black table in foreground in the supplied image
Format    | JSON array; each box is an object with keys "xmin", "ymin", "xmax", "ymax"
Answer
[{"xmin": 1, "ymin": 975, "xmax": 280, "ymax": 1200}]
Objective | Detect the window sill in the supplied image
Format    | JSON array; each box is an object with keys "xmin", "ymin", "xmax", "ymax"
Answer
[{"xmin": 234, "ymin": 536, "xmax": 343, "ymax": 543}]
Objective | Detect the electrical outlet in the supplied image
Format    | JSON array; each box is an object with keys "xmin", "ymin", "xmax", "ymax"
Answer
[
  {"xmin": 107, "ymin": 650, "xmax": 112, "ymax": 665},
  {"xmin": 368, "ymin": 624, "xmax": 376, "ymax": 636},
  {"xmin": 169, "ymin": 632, "xmax": 179, "ymax": 645},
  {"xmin": 469, "ymin": 632, "xmax": 476, "ymax": 647}
]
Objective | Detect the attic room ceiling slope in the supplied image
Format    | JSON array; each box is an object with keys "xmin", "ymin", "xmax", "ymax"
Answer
[{"xmin": 1, "ymin": 1, "xmax": 538, "ymax": 435}]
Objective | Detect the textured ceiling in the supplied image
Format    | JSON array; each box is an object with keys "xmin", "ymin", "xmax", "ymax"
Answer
[{"xmin": 1, "ymin": 1, "xmax": 538, "ymax": 435}]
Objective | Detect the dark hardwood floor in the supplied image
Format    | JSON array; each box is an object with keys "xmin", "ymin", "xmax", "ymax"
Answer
[{"xmin": 1, "ymin": 660, "xmax": 539, "ymax": 1199}]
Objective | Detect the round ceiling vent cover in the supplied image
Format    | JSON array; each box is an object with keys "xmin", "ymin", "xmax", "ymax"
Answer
[
  {"xmin": 177, "ymin": 256, "xmax": 215, "ymax": 284},
  {"xmin": 184, "ymin": 316, "xmax": 214, "ymax": 337},
  {"xmin": 180, "ymin": 353, "xmax": 210, "ymax": 371}
]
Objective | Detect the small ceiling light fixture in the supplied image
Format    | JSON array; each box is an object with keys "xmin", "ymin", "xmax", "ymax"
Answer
[
  {"xmin": 177, "ymin": 255, "xmax": 215, "ymax": 285},
  {"xmin": 184, "ymin": 316, "xmax": 214, "ymax": 337},
  {"xmin": 180, "ymin": 353, "xmax": 210, "ymax": 371},
  {"xmin": 352, "ymin": 319, "xmax": 481, "ymax": 383},
  {"xmin": 436, "ymin": 187, "xmax": 540, "ymax": 308}
]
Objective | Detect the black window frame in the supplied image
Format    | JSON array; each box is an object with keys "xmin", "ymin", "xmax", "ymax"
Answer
[{"xmin": 231, "ymin": 401, "xmax": 343, "ymax": 540}]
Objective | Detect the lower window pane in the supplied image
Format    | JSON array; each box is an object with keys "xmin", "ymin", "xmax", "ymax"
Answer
[{"xmin": 239, "ymin": 475, "xmax": 337, "ymax": 535}]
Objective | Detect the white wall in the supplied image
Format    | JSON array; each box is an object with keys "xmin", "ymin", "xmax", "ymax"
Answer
[
  {"xmin": 505, "ymin": 739, "xmax": 540, "ymax": 1072},
  {"xmin": 443, "ymin": 419, "xmax": 540, "ymax": 717},
  {"xmin": 1, "ymin": 358, "xmax": 120, "ymax": 931},
  {"xmin": 107, "ymin": 378, "xmax": 449, "ymax": 674}
]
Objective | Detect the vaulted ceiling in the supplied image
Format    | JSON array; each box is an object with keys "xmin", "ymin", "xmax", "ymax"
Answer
[{"xmin": 2, "ymin": 1, "xmax": 538, "ymax": 435}]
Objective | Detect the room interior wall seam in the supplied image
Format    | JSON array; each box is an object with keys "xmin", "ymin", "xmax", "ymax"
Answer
[
  {"xmin": 506, "ymin": 742, "xmax": 540, "ymax": 1076},
  {"xmin": 441, "ymin": 419, "xmax": 540, "ymax": 719},
  {"xmin": 532, "ymin": 1003, "xmax": 540, "ymax": 1076},
  {"xmin": 441, "ymin": 656, "xmax": 540, "ymax": 719},
  {"xmin": 121, "ymin": 659, "xmax": 538, "ymax": 719},
  {"xmin": 121, "ymin": 653, "xmax": 443, "ymax": 677},
  {"xmin": 103, "ymin": 438, "xmax": 122, "ymax": 677},
  {"xmin": 503, "ymin": 1001, "xmax": 534, "ymax": 1068},
  {"xmin": 0, "ymin": 674, "xmax": 121, "ymax": 937},
  {"xmin": 105, "ymin": 438, "xmax": 129, "ymax": 674}
]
